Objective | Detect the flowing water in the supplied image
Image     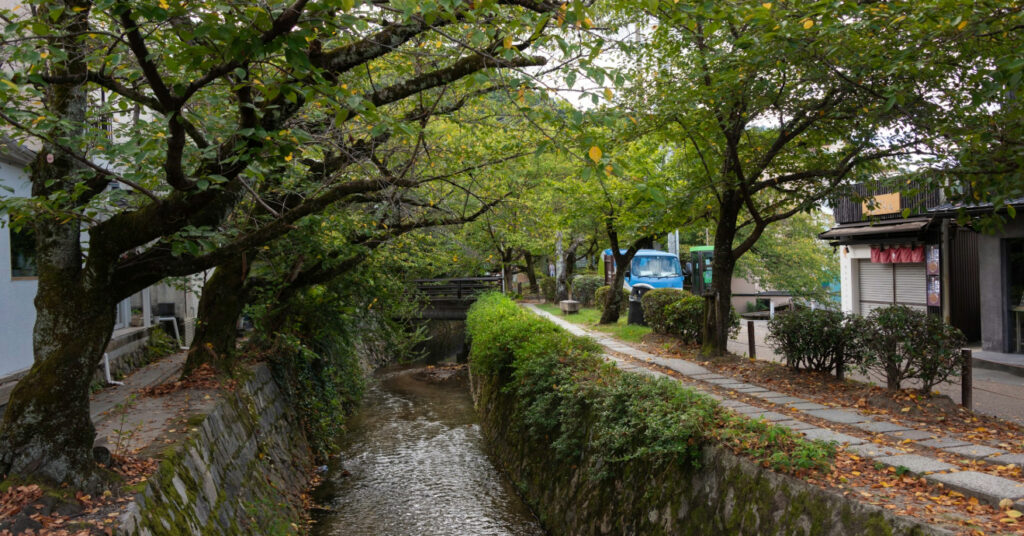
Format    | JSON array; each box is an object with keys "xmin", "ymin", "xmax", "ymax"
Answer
[{"xmin": 310, "ymin": 366, "xmax": 545, "ymax": 536}]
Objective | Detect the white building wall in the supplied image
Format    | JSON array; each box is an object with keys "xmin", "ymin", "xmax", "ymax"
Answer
[
  {"xmin": 0, "ymin": 161, "xmax": 37, "ymax": 377},
  {"xmin": 838, "ymin": 244, "xmax": 871, "ymax": 315}
]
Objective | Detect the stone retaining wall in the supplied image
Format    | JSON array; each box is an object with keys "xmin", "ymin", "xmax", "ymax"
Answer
[
  {"xmin": 116, "ymin": 364, "xmax": 311, "ymax": 536},
  {"xmin": 471, "ymin": 370, "xmax": 949, "ymax": 536}
]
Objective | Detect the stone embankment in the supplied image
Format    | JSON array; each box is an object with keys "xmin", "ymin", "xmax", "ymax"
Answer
[{"xmin": 116, "ymin": 365, "xmax": 310, "ymax": 536}]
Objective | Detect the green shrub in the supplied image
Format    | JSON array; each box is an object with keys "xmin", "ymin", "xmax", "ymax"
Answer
[
  {"xmin": 594, "ymin": 285, "xmax": 628, "ymax": 312},
  {"xmin": 662, "ymin": 294, "xmax": 705, "ymax": 343},
  {"xmin": 640, "ymin": 288, "xmax": 686, "ymax": 334},
  {"xmin": 571, "ymin": 274, "xmax": 604, "ymax": 306},
  {"xmin": 539, "ymin": 275, "xmax": 557, "ymax": 303},
  {"xmin": 467, "ymin": 293, "xmax": 835, "ymax": 474},
  {"xmin": 856, "ymin": 305, "xmax": 966, "ymax": 392},
  {"xmin": 767, "ymin": 309, "xmax": 859, "ymax": 373}
]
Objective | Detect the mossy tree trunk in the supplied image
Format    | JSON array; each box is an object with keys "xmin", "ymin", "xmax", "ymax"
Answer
[
  {"xmin": 0, "ymin": 219, "xmax": 115, "ymax": 491},
  {"xmin": 183, "ymin": 254, "xmax": 252, "ymax": 378},
  {"xmin": 701, "ymin": 193, "xmax": 741, "ymax": 357},
  {"xmin": 523, "ymin": 252, "xmax": 540, "ymax": 295}
]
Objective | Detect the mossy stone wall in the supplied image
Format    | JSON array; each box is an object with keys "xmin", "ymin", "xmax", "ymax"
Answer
[
  {"xmin": 471, "ymin": 370, "xmax": 950, "ymax": 536},
  {"xmin": 116, "ymin": 364, "xmax": 311, "ymax": 536}
]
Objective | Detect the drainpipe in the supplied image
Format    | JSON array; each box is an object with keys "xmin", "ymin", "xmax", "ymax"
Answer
[
  {"xmin": 104, "ymin": 353, "xmax": 125, "ymax": 386},
  {"xmin": 941, "ymin": 219, "xmax": 951, "ymax": 324}
]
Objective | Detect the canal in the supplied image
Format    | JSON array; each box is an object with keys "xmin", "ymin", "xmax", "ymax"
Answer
[{"xmin": 310, "ymin": 365, "xmax": 544, "ymax": 536}]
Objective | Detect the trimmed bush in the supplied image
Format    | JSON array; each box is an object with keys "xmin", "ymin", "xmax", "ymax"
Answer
[
  {"xmin": 594, "ymin": 285, "xmax": 629, "ymax": 312},
  {"xmin": 466, "ymin": 293, "xmax": 835, "ymax": 473},
  {"xmin": 663, "ymin": 295, "xmax": 705, "ymax": 343},
  {"xmin": 767, "ymin": 309, "xmax": 858, "ymax": 373},
  {"xmin": 641, "ymin": 288, "xmax": 686, "ymax": 334},
  {"xmin": 857, "ymin": 305, "xmax": 966, "ymax": 393},
  {"xmin": 571, "ymin": 274, "xmax": 604, "ymax": 306},
  {"xmin": 539, "ymin": 275, "xmax": 557, "ymax": 303}
]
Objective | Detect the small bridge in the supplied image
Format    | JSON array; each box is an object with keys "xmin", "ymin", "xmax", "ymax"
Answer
[{"xmin": 415, "ymin": 276, "xmax": 503, "ymax": 320}]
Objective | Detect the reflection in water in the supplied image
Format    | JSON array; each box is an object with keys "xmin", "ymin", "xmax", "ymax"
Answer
[{"xmin": 311, "ymin": 367, "xmax": 544, "ymax": 536}]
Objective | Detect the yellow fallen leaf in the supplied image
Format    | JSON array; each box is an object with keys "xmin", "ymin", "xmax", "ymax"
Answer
[
  {"xmin": 1008, "ymin": 510, "xmax": 1023, "ymax": 519},
  {"xmin": 1000, "ymin": 498, "xmax": 1014, "ymax": 509}
]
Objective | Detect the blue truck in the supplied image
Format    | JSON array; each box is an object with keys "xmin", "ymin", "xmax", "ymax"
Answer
[{"xmin": 600, "ymin": 248, "xmax": 685, "ymax": 292}]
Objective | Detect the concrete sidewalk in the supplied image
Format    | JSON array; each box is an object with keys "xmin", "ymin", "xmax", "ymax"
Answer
[
  {"xmin": 529, "ymin": 305, "xmax": 1024, "ymax": 515},
  {"xmin": 729, "ymin": 319, "xmax": 1024, "ymax": 426}
]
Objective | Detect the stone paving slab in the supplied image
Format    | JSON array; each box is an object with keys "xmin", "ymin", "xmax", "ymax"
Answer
[
  {"xmin": 746, "ymin": 410, "xmax": 791, "ymax": 422},
  {"xmin": 775, "ymin": 420, "xmax": 816, "ymax": 431},
  {"xmin": 916, "ymin": 437, "xmax": 973, "ymax": 449},
  {"xmin": 758, "ymin": 396, "xmax": 806, "ymax": 405},
  {"xmin": 705, "ymin": 378, "xmax": 744, "ymax": 385},
  {"xmin": 804, "ymin": 409, "xmax": 873, "ymax": 424},
  {"xmin": 885, "ymin": 429, "xmax": 937, "ymax": 441},
  {"xmin": 787, "ymin": 402, "xmax": 827, "ymax": 411},
  {"xmin": 718, "ymin": 399, "xmax": 749, "ymax": 408},
  {"xmin": 874, "ymin": 454, "xmax": 955, "ymax": 474},
  {"xmin": 926, "ymin": 471, "xmax": 1024, "ymax": 505},
  {"xmin": 732, "ymin": 405, "xmax": 764, "ymax": 414},
  {"xmin": 751, "ymin": 391, "xmax": 790, "ymax": 399},
  {"xmin": 801, "ymin": 428, "xmax": 867, "ymax": 445},
  {"xmin": 852, "ymin": 421, "xmax": 911, "ymax": 434},
  {"xmin": 731, "ymin": 386, "xmax": 768, "ymax": 393},
  {"xmin": 845, "ymin": 443, "xmax": 906, "ymax": 458},
  {"xmin": 690, "ymin": 373, "xmax": 725, "ymax": 379},
  {"xmin": 649, "ymin": 357, "xmax": 710, "ymax": 376},
  {"xmin": 943, "ymin": 445, "xmax": 1003, "ymax": 460},
  {"xmin": 985, "ymin": 453, "xmax": 1024, "ymax": 467}
]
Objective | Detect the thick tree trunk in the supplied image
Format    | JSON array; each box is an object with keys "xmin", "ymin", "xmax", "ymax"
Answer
[
  {"xmin": 0, "ymin": 221, "xmax": 114, "ymax": 491},
  {"xmin": 183, "ymin": 255, "xmax": 251, "ymax": 378},
  {"xmin": 555, "ymin": 232, "xmax": 568, "ymax": 302},
  {"xmin": 701, "ymin": 196, "xmax": 741, "ymax": 357},
  {"xmin": 523, "ymin": 252, "xmax": 540, "ymax": 295},
  {"xmin": 600, "ymin": 267, "xmax": 628, "ymax": 324}
]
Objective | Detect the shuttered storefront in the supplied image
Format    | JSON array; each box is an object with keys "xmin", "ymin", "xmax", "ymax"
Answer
[{"xmin": 857, "ymin": 260, "xmax": 927, "ymax": 314}]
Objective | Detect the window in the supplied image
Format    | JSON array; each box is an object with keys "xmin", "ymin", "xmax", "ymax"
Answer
[{"xmin": 10, "ymin": 227, "xmax": 36, "ymax": 278}]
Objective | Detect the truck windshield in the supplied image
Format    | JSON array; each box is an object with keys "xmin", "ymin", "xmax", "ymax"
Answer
[{"xmin": 631, "ymin": 256, "xmax": 681, "ymax": 278}]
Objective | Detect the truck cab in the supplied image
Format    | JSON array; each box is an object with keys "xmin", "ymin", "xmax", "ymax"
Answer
[{"xmin": 601, "ymin": 249, "xmax": 685, "ymax": 292}]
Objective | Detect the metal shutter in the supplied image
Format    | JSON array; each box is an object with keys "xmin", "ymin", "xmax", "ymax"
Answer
[
  {"xmin": 894, "ymin": 263, "xmax": 927, "ymax": 311},
  {"xmin": 858, "ymin": 260, "xmax": 893, "ymax": 315}
]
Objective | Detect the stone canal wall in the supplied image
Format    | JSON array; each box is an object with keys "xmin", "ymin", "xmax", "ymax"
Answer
[
  {"xmin": 117, "ymin": 364, "xmax": 311, "ymax": 536},
  {"xmin": 471, "ymin": 370, "xmax": 947, "ymax": 536}
]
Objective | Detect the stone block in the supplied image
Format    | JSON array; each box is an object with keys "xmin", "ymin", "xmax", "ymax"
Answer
[
  {"xmin": 787, "ymin": 402, "xmax": 826, "ymax": 411},
  {"xmin": 873, "ymin": 454, "xmax": 955, "ymax": 474},
  {"xmin": 800, "ymin": 428, "xmax": 866, "ymax": 445},
  {"xmin": 916, "ymin": 437, "xmax": 972, "ymax": 449},
  {"xmin": 775, "ymin": 420, "xmax": 815, "ymax": 431},
  {"xmin": 845, "ymin": 443, "xmax": 906, "ymax": 458},
  {"xmin": 732, "ymin": 386, "xmax": 768, "ymax": 393},
  {"xmin": 852, "ymin": 421, "xmax": 910, "ymax": 434},
  {"xmin": 559, "ymin": 300, "xmax": 580, "ymax": 314},
  {"xmin": 884, "ymin": 429, "xmax": 936, "ymax": 441},
  {"xmin": 943, "ymin": 445, "xmax": 1003, "ymax": 460},
  {"xmin": 759, "ymin": 396, "xmax": 806, "ymax": 405},
  {"xmin": 984, "ymin": 453, "xmax": 1024, "ymax": 467},
  {"xmin": 804, "ymin": 409, "xmax": 872, "ymax": 424},
  {"xmin": 926, "ymin": 471, "xmax": 1024, "ymax": 506},
  {"xmin": 744, "ymin": 411, "xmax": 791, "ymax": 422}
]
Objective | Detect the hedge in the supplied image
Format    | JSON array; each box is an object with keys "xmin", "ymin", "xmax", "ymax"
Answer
[
  {"xmin": 858, "ymin": 305, "xmax": 966, "ymax": 392},
  {"xmin": 466, "ymin": 293, "xmax": 835, "ymax": 473},
  {"xmin": 640, "ymin": 288, "xmax": 686, "ymax": 334},
  {"xmin": 571, "ymin": 274, "xmax": 604, "ymax": 306},
  {"xmin": 767, "ymin": 309, "xmax": 856, "ymax": 373}
]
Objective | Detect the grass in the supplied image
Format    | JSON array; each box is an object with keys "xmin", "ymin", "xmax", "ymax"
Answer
[{"xmin": 535, "ymin": 303, "xmax": 652, "ymax": 343}]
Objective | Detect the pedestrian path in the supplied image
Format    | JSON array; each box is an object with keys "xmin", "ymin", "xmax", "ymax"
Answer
[{"xmin": 526, "ymin": 305, "xmax": 1024, "ymax": 511}]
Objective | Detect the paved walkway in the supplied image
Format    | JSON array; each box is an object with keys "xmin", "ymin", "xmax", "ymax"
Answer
[
  {"xmin": 528, "ymin": 305, "xmax": 1024, "ymax": 513},
  {"xmin": 730, "ymin": 320, "xmax": 1024, "ymax": 426}
]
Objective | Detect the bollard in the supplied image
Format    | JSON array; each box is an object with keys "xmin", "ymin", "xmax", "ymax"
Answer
[
  {"xmin": 747, "ymin": 320, "xmax": 756, "ymax": 359},
  {"xmin": 961, "ymin": 348, "xmax": 973, "ymax": 410}
]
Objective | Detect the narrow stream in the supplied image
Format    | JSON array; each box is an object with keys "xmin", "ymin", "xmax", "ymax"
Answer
[{"xmin": 310, "ymin": 365, "xmax": 544, "ymax": 536}]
